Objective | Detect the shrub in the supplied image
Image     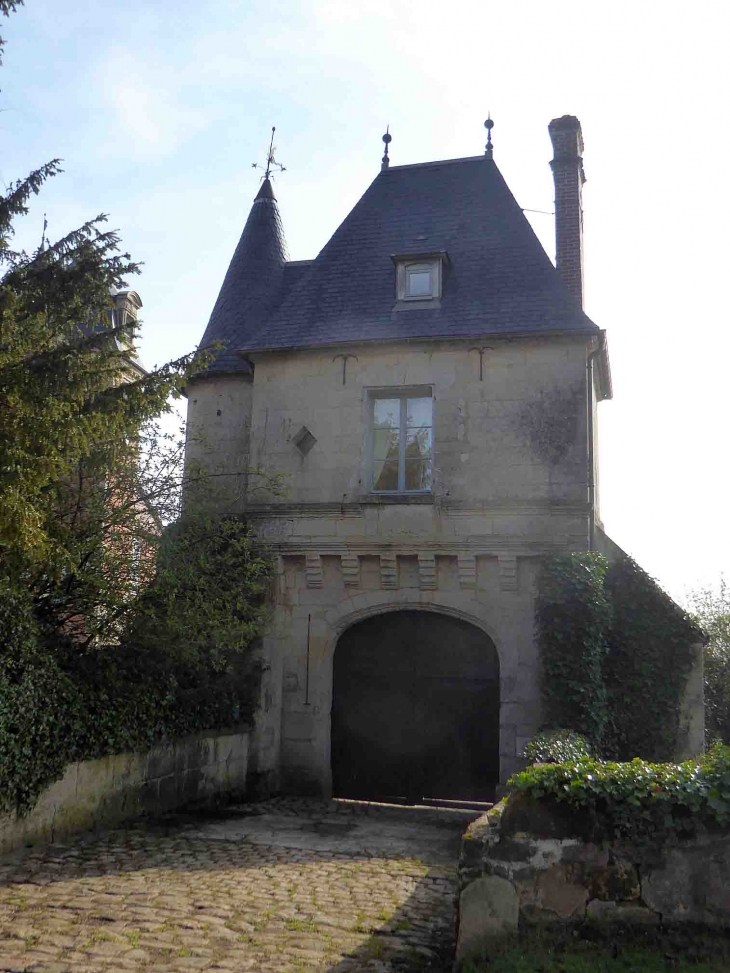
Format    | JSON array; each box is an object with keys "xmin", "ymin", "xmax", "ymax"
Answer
[
  {"xmin": 507, "ymin": 743, "xmax": 730, "ymax": 846},
  {"xmin": 0, "ymin": 517, "xmax": 273, "ymax": 817},
  {"xmin": 522, "ymin": 730, "xmax": 595, "ymax": 765}
]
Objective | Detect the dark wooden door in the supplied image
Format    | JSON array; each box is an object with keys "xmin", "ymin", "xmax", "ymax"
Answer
[{"xmin": 331, "ymin": 611, "xmax": 499, "ymax": 802}]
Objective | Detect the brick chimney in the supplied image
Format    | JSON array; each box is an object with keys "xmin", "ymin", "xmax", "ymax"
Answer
[{"xmin": 549, "ymin": 115, "xmax": 585, "ymax": 307}]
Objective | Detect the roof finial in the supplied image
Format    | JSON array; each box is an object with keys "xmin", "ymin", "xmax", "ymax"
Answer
[
  {"xmin": 484, "ymin": 113, "xmax": 494, "ymax": 159},
  {"xmin": 252, "ymin": 126, "xmax": 287, "ymax": 181},
  {"xmin": 381, "ymin": 126, "xmax": 392, "ymax": 171}
]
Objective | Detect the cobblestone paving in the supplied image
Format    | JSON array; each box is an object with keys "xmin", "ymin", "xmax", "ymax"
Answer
[{"xmin": 0, "ymin": 798, "xmax": 476, "ymax": 973}]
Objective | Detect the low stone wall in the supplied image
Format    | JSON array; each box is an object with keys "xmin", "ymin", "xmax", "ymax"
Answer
[
  {"xmin": 0, "ymin": 728, "xmax": 249, "ymax": 855},
  {"xmin": 457, "ymin": 804, "xmax": 730, "ymax": 963}
]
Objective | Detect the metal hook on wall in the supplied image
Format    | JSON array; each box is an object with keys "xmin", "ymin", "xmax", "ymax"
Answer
[
  {"xmin": 332, "ymin": 353, "xmax": 358, "ymax": 386},
  {"xmin": 469, "ymin": 346, "xmax": 493, "ymax": 382}
]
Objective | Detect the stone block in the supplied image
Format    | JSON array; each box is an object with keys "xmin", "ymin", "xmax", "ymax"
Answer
[
  {"xmin": 175, "ymin": 736, "xmax": 214, "ymax": 773},
  {"xmin": 226, "ymin": 733, "xmax": 249, "ymax": 766},
  {"xmin": 456, "ymin": 875, "xmax": 518, "ymax": 961},
  {"xmin": 76, "ymin": 755, "xmax": 116, "ymax": 808},
  {"xmin": 138, "ymin": 778, "xmax": 160, "ymax": 813},
  {"xmin": 112, "ymin": 752, "xmax": 147, "ymax": 789},
  {"xmin": 214, "ymin": 734, "xmax": 235, "ymax": 766},
  {"xmin": 515, "ymin": 866, "xmax": 589, "ymax": 921},
  {"xmin": 588, "ymin": 860, "xmax": 640, "ymax": 902},
  {"xmin": 224, "ymin": 758, "xmax": 248, "ymax": 792},
  {"xmin": 643, "ymin": 842, "xmax": 730, "ymax": 923},
  {"xmin": 157, "ymin": 774, "xmax": 181, "ymax": 811},
  {"xmin": 97, "ymin": 789, "xmax": 133, "ymax": 826},
  {"xmin": 586, "ymin": 900, "xmax": 659, "ymax": 923},
  {"xmin": 146, "ymin": 743, "xmax": 176, "ymax": 781}
]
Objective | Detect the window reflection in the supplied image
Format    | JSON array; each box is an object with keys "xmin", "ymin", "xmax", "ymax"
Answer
[{"xmin": 372, "ymin": 395, "xmax": 432, "ymax": 492}]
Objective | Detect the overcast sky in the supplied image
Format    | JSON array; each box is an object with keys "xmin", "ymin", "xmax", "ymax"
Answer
[{"xmin": 2, "ymin": 0, "xmax": 728, "ymax": 602}]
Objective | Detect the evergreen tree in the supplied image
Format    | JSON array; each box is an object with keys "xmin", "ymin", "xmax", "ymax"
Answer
[{"xmin": 0, "ymin": 2, "xmax": 203, "ymax": 639}]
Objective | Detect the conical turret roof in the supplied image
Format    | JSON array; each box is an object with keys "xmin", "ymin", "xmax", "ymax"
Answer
[{"xmin": 198, "ymin": 177, "xmax": 288, "ymax": 374}]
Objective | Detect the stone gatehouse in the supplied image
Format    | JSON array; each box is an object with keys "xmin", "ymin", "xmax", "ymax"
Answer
[{"xmin": 184, "ymin": 116, "xmax": 653, "ymax": 801}]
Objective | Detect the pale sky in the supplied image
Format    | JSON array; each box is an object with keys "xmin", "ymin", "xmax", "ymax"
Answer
[{"xmin": 2, "ymin": 0, "xmax": 728, "ymax": 603}]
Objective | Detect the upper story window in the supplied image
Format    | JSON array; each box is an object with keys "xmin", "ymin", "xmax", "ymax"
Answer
[
  {"xmin": 392, "ymin": 251, "xmax": 448, "ymax": 305},
  {"xmin": 370, "ymin": 389, "xmax": 433, "ymax": 493}
]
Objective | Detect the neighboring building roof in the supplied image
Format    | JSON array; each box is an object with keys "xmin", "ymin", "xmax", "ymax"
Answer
[{"xmin": 198, "ymin": 155, "xmax": 599, "ymax": 372}]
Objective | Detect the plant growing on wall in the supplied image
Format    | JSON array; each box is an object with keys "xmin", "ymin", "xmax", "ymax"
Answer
[
  {"xmin": 536, "ymin": 553, "xmax": 700, "ymax": 760},
  {"xmin": 603, "ymin": 557, "xmax": 701, "ymax": 761},
  {"xmin": 536, "ymin": 553, "xmax": 612, "ymax": 747},
  {"xmin": 508, "ymin": 743, "xmax": 730, "ymax": 846},
  {"xmin": 688, "ymin": 578, "xmax": 730, "ymax": 745}
]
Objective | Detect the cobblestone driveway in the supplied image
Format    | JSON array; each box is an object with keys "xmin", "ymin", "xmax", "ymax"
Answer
[{"xmin": 0, "ymin": 799, "xmax": 476, "ymax": 973}]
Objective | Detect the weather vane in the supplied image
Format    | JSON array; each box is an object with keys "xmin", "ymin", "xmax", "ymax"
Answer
[
  {"xmin": 252, "ymin": 126, "xmax": 287, "ymax": 180},
  {"xmin": 484, "ymin": 113, "xmax": 494, "ymax": 159}
]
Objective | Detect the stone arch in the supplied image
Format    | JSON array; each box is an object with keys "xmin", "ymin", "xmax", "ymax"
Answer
[
  {"xmin": 330, "ymin": 607, "xmax": 500, "ymax": 803},
  {"xmin": 324, "ymin": 591, "xmax": 507, "ymax": 667}
]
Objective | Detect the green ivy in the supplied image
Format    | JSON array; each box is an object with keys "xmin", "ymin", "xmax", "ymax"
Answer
[
  {"xmin": 604, "ymin": 557, "xmax": 701, "ymax": 761},
  {"xmin": 507, "ymin": 744, "xmax": 730, "ymax": 846},
  {"xmin": 536, "ymin": 553, "xmax": 701, "ymax": 760},
  {"xmin": 0, "ymin": 516, "xmax": 273, "ymax": 817},
  {"xmin": 536, "ymin": 553, "xmax": 612, "ymax": 747}
]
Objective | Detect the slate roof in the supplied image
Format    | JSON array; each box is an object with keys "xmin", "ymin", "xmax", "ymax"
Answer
[
  {"xmin": 198, "ymin": 178, "xmax": 288, "ymax": 374},
  {"xmin": 198, "ymin": 155, "xmax": 599, "ymax": 372}
]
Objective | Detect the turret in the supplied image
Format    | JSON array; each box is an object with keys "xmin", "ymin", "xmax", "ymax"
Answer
[{"xmin": 184, "ymin": 176, "xmax": 288, "ymax": 511}]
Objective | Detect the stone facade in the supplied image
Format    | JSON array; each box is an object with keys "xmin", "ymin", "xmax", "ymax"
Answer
[{"xmin": 187, "ymin": 334, "xmax": 602, "ymax": 796}]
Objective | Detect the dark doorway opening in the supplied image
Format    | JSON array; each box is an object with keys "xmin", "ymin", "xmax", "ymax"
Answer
[{"xmin": 331, "ymin": 610, "xmax": 500, "ymax": 803}]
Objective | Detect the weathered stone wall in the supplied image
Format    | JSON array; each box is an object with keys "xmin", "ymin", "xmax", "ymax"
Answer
[
  {"xmin": 0, "ymin": 728, "xmax": 249, "ymax": 855},
  {"xmin": 184, "ymin": 374, "xmax": 253, "ymax": 512},
  {"xmin": 247, "ymin": 336, "xmax": 591, "ymax": 507},
  {"xmin": 238, "ymin": 335, "xmax": 596, "ymax": 796},
  {"xmin": 456, "ymin": 806, "xmax": 730, "ymax": 962},
  {"xmin": 184, "ymin": 333, "xmax": 605, "ymax": 797}
]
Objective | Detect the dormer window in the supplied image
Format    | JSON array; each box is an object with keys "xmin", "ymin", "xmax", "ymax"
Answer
[{"xmin": 392, "ymin": 251, "xmax": 448, "ymax": 306}]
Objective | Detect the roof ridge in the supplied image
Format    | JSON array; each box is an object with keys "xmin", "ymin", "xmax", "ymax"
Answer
[{"xmin": 384, "ymin": 155, "xmax": 490, "ymax": 172}]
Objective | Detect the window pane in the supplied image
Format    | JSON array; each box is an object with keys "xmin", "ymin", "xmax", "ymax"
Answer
[
  {"xmin": 406, "ymin": 397, "xmax": 432, "ymax": 429},
  {"xmin": 407, "ymin": 270, "xmax": 432, "ymax": 297},
  {"xmin": 405, "ymin": 458, "xmax": 432, "ymax": 491},
  {"xmin": 406, "ymin": 426, "xmax": 432, "ymax": 459},
  {"xmin": 373, "ymin": 427, "xmax": 400, "ymax": 460},
  {"xmin": 373, "ymin": 398, "xmax": 400, "ymax": 429},
  {"xmin": 373, "ymin": 457, "xmax": 399, "ymax": 491}
]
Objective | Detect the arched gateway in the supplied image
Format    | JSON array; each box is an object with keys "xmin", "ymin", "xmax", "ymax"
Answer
[{"xmin": 331, "ymin": 610, "xmax": 500, "ymax": 803}]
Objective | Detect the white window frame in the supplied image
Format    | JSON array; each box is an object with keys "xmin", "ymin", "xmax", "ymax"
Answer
[
  {"xmin": 396, "ymin": 260, "xmax": 441, "ymax": 301},
  {"xmin": 367, "ymin": 387, "xmax": 433, "ymax": 494},
  {"xmin": 392, "ymin": 251, "xmax": 448, "ymax": 305}
]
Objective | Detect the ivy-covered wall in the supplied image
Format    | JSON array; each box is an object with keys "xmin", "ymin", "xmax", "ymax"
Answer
[{"xmin": 536, "ymin": 553, "xmax": 703, "ymax": 760}]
